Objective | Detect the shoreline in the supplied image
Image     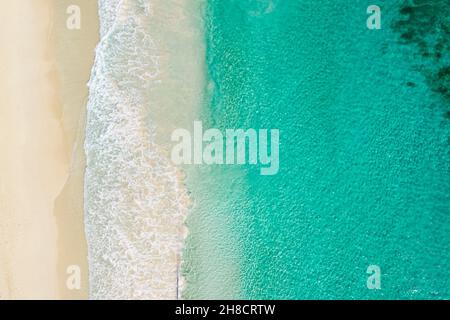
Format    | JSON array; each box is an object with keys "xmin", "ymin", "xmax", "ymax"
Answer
[
  {"xmin": 53, "ymin": 0, "xmax": 99, "ymax": 299},
  {"xmin": 52, "ymin": 0, "xmax": 99, "ymax": 299},
  {"xmin": 0, "ymin": 0, "xmax": 205, "ymax": 300},
  {"xmin": 84, "ymin": 0, "xmax": 205, "ymax": 299}
]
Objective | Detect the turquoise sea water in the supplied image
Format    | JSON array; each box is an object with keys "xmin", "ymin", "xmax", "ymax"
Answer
[{"xmin": 183, "ymin": 0, "xmax": 449, "ymax": 299}]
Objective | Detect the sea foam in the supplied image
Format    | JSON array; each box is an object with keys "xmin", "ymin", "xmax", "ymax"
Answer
[{"xmin": 84, "ymin": 0, "xmax": 195, "ymax": 299}]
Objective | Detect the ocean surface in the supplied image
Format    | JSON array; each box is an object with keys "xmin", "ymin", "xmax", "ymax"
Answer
[
  {"xmin": 84, "ymin": 0, "xmax": 449, "ymax": 299},
  {"xmin": 182, "ymin": 0, "xmax": 449, "ymax": 299}
]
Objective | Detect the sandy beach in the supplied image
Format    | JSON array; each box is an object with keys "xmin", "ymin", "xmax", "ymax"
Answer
[{"xmin": 0, "ymin": 0, "xmax": 98, "ymax": 299}]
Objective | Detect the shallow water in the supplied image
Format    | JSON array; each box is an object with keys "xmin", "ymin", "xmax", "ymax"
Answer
[{"xmin": 183, "ymin": 0, "xmax": 449, "ymax": 299}]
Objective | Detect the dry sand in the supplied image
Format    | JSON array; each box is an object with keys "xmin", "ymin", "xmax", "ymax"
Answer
[{"xmin": 0, "ymin": 0, "xmax": 98, "ymax": 299}]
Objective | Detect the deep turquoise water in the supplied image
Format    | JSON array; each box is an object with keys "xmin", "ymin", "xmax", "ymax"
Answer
[{"xmin": 183, "ymin": 0, "xmax": 449, "ymax": 299}]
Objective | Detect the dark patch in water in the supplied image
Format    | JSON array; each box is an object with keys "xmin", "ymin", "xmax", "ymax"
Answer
[
  {"xmin": 406, "ymin": 81, "xmax": 416, "ymax": 87},
  {"xmin": 393, "ymin": 0, "xmax": 450, "ymax": 116},
  {"xmin": 445, "ymin": 110, "xmax": 450, "ymax": 119},
  {"xmin": 431, "ymin": 66, "xmax": 450, "ymax": 99}
]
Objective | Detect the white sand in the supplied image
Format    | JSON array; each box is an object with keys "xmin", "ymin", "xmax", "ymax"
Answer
[{"xmin": 0, "ymin": 0, "xmax": 98, "ymax": 299}]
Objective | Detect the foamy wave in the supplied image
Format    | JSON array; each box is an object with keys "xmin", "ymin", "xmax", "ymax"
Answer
[{"xmin": 85, "ymin": 0, "xmax": 191, "ymax": 299}]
